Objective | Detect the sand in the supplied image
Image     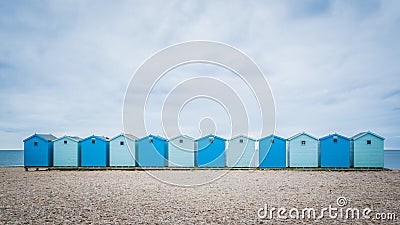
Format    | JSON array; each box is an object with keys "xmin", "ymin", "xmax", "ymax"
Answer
[{"xmin": 0, "ymin": 168, "xmax": 399, "ymax": 224}]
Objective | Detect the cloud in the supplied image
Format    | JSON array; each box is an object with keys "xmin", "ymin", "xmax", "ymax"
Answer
[{"xmin": 0, "ymin": 0, "xmax": 399, "ymax": 149}]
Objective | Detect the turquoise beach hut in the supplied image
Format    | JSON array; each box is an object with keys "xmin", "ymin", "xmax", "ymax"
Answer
[
  {"xmin": 258, "ymin": 135, "xmax": 287, "ymax": 168},
  {"xmin": 351, "ymin": 131, "xmax": 384, "ymax": 168},
  {"xmin": 288, "ymin": 132, "xmax": 319, "ymax": 167},
  {"xmin": 227, "ymin": 135, "xmax": 257, "ymax": 168},
  {"xmin": 23, "ymin": 133, "xmax": 57, "ymax": 168},
  {"xmin": 53, "ymin": 136, "xmax": 81, "ymax": 167},
  {"xmin": 109, "ymin": 134, "xmax": 137, "ymax": 167},
  {"xmin": 196, "ymin": 134, "xmax": 226, "ymax": 167},
  {"xmin": 80, "ymin": 135, "xmax": 109, "ymax": 167},
  {"xmin": 136, "ymin": 135, "xmax": 168, "ymax": 167},
  {"xmin": 320, "ymin": 133, "xmax": 350, "ymax": 168},
  {"xmin": 168, "ymin": 135, "xmax": 195, "ymax": 167}
]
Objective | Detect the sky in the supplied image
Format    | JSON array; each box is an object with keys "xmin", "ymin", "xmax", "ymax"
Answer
[{"xmin": 0, "ymin": 0, "xmax": 399, "ymax": 149}]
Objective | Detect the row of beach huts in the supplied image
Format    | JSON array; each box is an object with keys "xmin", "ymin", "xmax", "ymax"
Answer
[{"xmin": 23, "ymin": 131, "xmax": 385, "ymax": 170}]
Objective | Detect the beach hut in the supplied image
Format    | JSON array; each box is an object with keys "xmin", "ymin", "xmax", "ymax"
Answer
[
  {"xmin": 351, "ymin": 131, "xmax": 384, "ymax": 168},
  {"xmin": 227, "ymin": 135, "xmax": 257, "ymax": 168},
  {"xmin": 168, "ymin": 135, "xmax": 195, "ymax": 167},
  {"xmin": 258, "ymin": 135, "xmax": 286, "ymax": 168},
  {"xmin": 53, "ymin": 136, "xmax": 81, "ymax": 167},
  {"xmin": 136, "ymin": 135, "xmax": 168, "ymax": 167},
  {"xmin": 320, "ymin": 133, "xmax": 350, "ymax": 168},
  {"xmin": 288, "ymin": 132, "xmax": 319, "ymax": 167},
  {"xmin": 109, "ymin": 134, "xmax": 137, "ymax": 167},
  {"xmin": 196, "ymin": 134, "xmax": 226, "ymax": 167},
  {"xmin": 80, "ymin": 135, "xmax": 109, "ymax": 167},
  {"xmin": 23, "ymin": 133, "xmax": 57, "ymax": 168}
]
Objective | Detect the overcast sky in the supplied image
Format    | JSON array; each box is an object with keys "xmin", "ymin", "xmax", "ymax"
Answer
[{"xmin": 0, "ymin": 0, "xmax": 399, "ymax": 149}]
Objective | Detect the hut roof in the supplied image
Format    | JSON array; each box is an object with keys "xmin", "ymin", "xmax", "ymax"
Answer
[
  {"xmin": 136, "ymin": 134, "xmax": 167, "ymax": 142},
  {"xmin": 287, "ymin": 132, "xmax": 318, "ymax": 141},
  {"xmin": 80, "ymin": 135, "xmax": 109, "ymax": 142},
  {"xmin": 229, "ymin": 134, "xmax": 256, "ymax": 142},
  {"xmin": 54, "ymin": 135, "xmax": 81, "ymax": 142},
  {"xmin": 110, "ymin": 133, "xmax": 137, "ymax": 141},
  {"xmin": 23, "ymin": 133, "xmax": 57, "ymax": 142},
  {"xmin": 258, "ymin": 134, "xmax": 286, "ymax": 142},
  {"xmin": 195, "ymin": 134, "xmax": 226, "ymax": 141},
  {"xmin": 169, "ymin": 135, "xmax": 195, "ymax": 141},
  {"xmin": 319, "ymin": 133, "xmax": 351, "ymax": 141},
  {"xmin": 352, "ymin": 131, "xmax": 385, "ymax": 140}
]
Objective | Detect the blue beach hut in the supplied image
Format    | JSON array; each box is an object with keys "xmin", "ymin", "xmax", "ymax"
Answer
[
  {"xmin": 23, "ymin": 133, "xmax": 57, "ymax": 167},
  {"xmin": 320, "ymin": 133, "xmax": 350, "ymax": 168},
  {"xmin": 258, "ymin": 135, "xmax": 287, "ymax": 168},
  {"xmin": 168, "ymin": 135, "xmax": 195, "ymax": 167},
  {"xmin": 196, "ymin": 134, "xmax": 226, "ymax": 167},
  {"xmin": 227, "ymin": 135, "xmax": 257, "ymax": 168},
  {"xmin": 351, "ymin": 131, "xmax": 384, "ymax": 168},
  {"xmin": 136, "ymin": 135, "xmax": 168, "ymax": 167},
  {"xmin": 53, "ymin": 136, "xmax": 81, "ymax": 167},
  {"xmin": 109, "ymin": 134, "xmax": 137, "ymax": 167},
  {"xmin": 80, "ymin": 135, "xmax": 109, "ymax": 167},
  {"xmin": 288, "ymin": 132, "xmax": 319, "ymax": 168}
]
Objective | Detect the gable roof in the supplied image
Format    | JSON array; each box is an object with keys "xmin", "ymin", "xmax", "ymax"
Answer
[
  {"xmin": 38, "ymin": 134, "xmax": 58, "ymax": 141},
  {"xmin": 319, "ymin": 133, "xmax": 350, "ymax": 141},
  {"xmin": 169, "ymin": 135, "xmax": 195, "ymax": 141},
  {"xmin": 352, "ymin": 131, "xmax": 385, "ymax": 140},
  {"xmin": 258, "ymin": 134, "xmax": 286, "ymax": 142},
  {"xmin": 195, "ymin": 134, "xmax": 226, "ymax": 141},
  {"xmin": 136, "ymin": 134, "xmax": 167, "ymax": 142},
  {"xmin": 229, "ymin": 134, "xmax": 256, "ymax": 142},
  {"xmin": 80, "ymin": 135, "xmax": 109, "ymax": 142},
  {"xmin": 109, "ymin": 133, "xmax": 137, "ymax": 142},
  {"xmin": 53, "ymin": 135, "xmax": 81, "ymax": 143},
  {"xmin": 287, "ymin": 132, "xmax": 318, "ymax": 141},
  {"xmin": 23, "ymin": 133, "xmax": 57, "ymax": 142}
]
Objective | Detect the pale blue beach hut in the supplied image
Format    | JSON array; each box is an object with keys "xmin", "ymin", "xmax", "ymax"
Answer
[
  {"xmin": 168, "ymin": 135, "xmax": 195, "ymax": 167},
  {"xmin": 351, "ymin": 131, "xmax": 384, "ymax": 168},
  {"xmin": 80, "ymin": 135, "xmax": 109, "ymax": 167},
  {"xmin": 109, "ymin": 134, "xmax": 137, "ymax": 167},
  {"xmin": 136, "ymin": 135, "xmax": 168, "ymax": 167},
  {"xmin": 288, "ymin": 132, "xmax": 319, "ymax": 167},
  {"xmin": 258, "ymin": 135, "xmax": 287, "ymax": 168},
  {"xmin": 53, "ymin": 136, "xmax": 81, "ymax": 167},
  {"xmin": 196, "ymin": 134, "xmax": 226, "ymax": 167},
  {"xmin": 320, "ymin": 133, "xmax": 350, "ymax": 168},
  {"xmin": 227, "ymin": 135, "xmax": 257, "ymax": 168},
  {"xmin": 23, "ymin": 133, "xmax": 57, "ymax": 168}
]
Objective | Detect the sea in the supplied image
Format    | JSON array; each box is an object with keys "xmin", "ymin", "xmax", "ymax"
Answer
[
  {"xmin": 0, "ymin": 150, "xmax": 24, "ymax": 166},
  {"xmin": 384, "ymin": 150, "xmax": 400, "ymax": 170},
  {"xmin": 0, "ymin": 150, "xmax": 399, "ymax": 169}
]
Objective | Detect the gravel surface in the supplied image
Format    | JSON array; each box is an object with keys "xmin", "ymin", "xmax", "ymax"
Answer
[{"xmin": 0, "ymin": 167, "xmax": 399, "ymax": 224}]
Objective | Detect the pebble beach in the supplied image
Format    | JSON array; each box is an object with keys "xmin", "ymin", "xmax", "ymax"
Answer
[{"xmin": 1, "ymin": 168, "xmax": 399, "ymax": 224}]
